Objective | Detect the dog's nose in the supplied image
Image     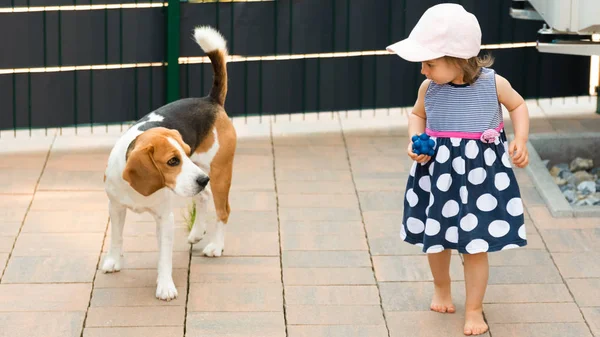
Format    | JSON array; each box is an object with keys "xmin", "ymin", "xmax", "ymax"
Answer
[{"xmin": 196, "ymin": 176, "xmax": 210, "ymax": 188}]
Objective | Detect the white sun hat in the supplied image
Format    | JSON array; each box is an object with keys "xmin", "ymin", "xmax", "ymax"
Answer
[{"xmin": 386, "ymin": 3, "xmax": 482, "ymax": 62}]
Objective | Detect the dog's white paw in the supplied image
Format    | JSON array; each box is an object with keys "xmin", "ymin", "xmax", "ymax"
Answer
[
  {"xmin": 187, "ymin": 229, "xmax": 206, "ymax": 244},
  {"xmin": 156, "ymin": 277, "xmax": 178, "ymax": 301},
  {"xmin": 203, "ymin": 241, "xmax": 224, "ymax": 257},
  {"xmin": 101, "ymin": 255, "xmax": 122, "ymax": 273}
]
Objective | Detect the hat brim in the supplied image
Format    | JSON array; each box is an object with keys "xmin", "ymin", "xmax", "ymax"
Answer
[{"xmin": 386, "ymin": 38, "xmax": 444, "ymax": 62}]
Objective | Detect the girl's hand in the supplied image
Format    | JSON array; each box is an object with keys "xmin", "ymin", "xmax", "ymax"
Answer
[
  {"xmin": 509, "ymin": 139, "xmax": 529, "ymax": 168},
  {"xmin": 407, "ymin": 142, "xmax": 431, "ymax": 164},
  {"xmin": 496, "ymin": 73, "xmax": 530, "ymax": 169}
]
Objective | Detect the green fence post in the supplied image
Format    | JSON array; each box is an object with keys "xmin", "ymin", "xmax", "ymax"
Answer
[
  {"xmin": 166, "ymin": 0, "xmax": 180, "ymax": 103},
  {"xmin": 596, "ymin": 86, "xmax": 600, "ymax": 114}
]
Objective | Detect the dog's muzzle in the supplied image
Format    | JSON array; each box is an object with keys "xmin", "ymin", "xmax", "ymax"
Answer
[{"xmin": 196, "ymin": 176, "xmax": 210, "ymax": 189}]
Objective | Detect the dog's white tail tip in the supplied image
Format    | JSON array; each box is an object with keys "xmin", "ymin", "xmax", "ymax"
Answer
[{"xmin": 193, "ymin": 26, "xmax": 227, "ymax": 53}]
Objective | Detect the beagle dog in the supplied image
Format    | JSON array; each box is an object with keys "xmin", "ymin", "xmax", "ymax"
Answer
[{"xmin": 102, "ymin": 26, "xmax": 236, "ymax": 301}]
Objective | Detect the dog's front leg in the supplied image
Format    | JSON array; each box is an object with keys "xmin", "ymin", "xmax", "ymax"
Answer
[
  {"xmin": 154, "ymin": 210, "xmax": 178, "ymax": 301},
  {"xmin": 187, "ymin": 187, "xmax": 212, "ymax": 244},
  {"xmin": 101, "ymin": 200, "xmax": 126, "ymax": 273}
]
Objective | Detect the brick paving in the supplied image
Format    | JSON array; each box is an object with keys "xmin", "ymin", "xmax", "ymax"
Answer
[{"xmin": 0, "ymin": 97, "xmax": 599, "ymax": 337}]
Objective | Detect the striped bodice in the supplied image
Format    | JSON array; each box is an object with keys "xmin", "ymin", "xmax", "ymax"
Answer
[{"xmin": 424, "ymin": 67, "xmax": 502, "ymax": 134}]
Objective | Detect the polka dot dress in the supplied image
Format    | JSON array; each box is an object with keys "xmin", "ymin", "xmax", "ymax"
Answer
[{"xmin": 401, "ymin": 68, "xmax": 527, "ymax": 254}]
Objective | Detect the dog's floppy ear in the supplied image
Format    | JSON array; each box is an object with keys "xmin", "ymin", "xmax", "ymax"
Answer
[{"xmin": 122, "ymin": 144, "xmax": 165, "ymax": 196}]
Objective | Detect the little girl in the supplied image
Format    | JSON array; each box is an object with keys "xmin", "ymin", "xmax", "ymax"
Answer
[{"xmin": 387, "ymin": 3, "xmax": 530, "ymax": 336}]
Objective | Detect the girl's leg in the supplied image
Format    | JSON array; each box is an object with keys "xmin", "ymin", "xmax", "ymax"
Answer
[
  {"xmin": 427, "ymin": 249, "xmax": 455, "ymax": 313},
  {"xmin": 463, "ymin": 252, "xmax": 489, "ymax": 336}
]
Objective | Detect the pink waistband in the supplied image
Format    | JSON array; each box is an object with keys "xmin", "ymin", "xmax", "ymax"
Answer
[{"xmin": 425, "ymin": 122, "xmax": 504, "ymax": 140}]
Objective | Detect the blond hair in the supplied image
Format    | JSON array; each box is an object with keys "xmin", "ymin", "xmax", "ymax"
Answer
[{"xmin": 444, "ymin": 54, "xmax": 494, "ymax": 84}]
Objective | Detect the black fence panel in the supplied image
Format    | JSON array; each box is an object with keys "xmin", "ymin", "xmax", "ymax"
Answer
[{"xmin": 0, "ymin": 0, "xmax": 593, "ymax": 131}]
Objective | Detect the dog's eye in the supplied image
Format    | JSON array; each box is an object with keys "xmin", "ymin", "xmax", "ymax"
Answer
[{"xmin": 167, "ymin": 157, "xmax": 180, "ymax": 166}]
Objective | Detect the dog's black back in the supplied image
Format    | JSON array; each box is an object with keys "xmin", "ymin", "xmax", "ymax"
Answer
[{"xmin": 135, "ymin": 97, "xmax": 218, "ymax": 152}]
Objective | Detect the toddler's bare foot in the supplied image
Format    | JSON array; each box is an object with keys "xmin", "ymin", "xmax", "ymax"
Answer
[
  {"xmin": 430, "ymin": 282, "xmax": 455, "ymax": 313},
  {"xmin": 464, "ymin": 309, "xmax": 488, "ymax": 335}
]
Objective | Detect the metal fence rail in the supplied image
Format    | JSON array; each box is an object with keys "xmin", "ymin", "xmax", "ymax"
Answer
[{"xmin": 0, "ymin": 0, "xmax": 593, "ymax": 134}]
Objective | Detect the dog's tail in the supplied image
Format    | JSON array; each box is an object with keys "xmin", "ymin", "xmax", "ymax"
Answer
[{"xmin": 193, "ymin": 26, "xmax": 228, "ymax": 106}]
